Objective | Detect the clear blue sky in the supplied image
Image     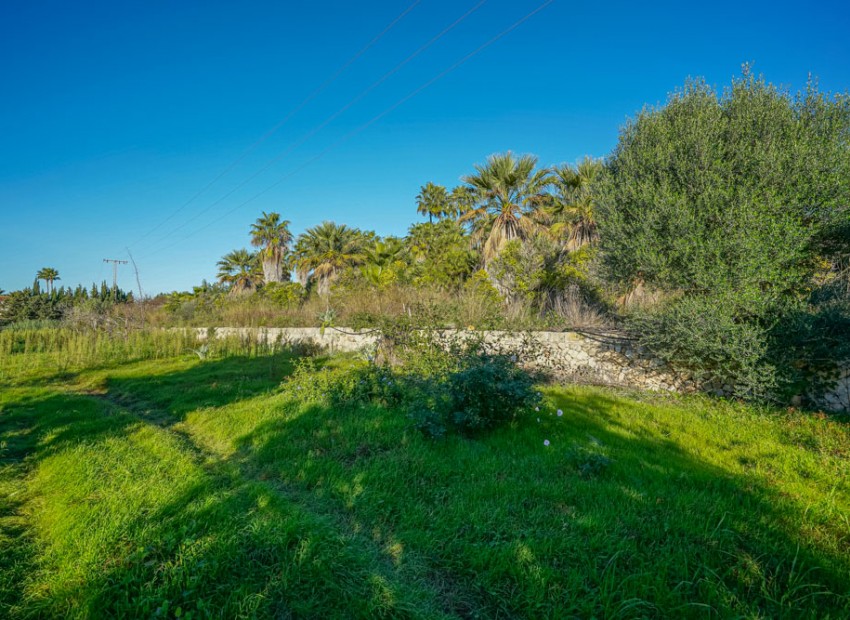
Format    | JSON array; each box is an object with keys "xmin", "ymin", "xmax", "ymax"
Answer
[{"xmin": 1, "ymin": 0, "xmax": 848, "ymax": 295}]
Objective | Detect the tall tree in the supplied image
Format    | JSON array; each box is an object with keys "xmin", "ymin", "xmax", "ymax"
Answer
[
  {"xmin": 293, "ymin": 222, "xmax": 365, "ymax": 296},
  {"xmin": 597, "ymin": 70, "xmax": 850, "ymax": 400},
  {"xmin": 546, "ymin": 157, "xmax": 604, "ymax": 251},
  {"xmin": 250, "ymin": 211, "xmax": 292, "ymax": 284},
  {"xmin": 416, "ymin": 182, "xmax": 451, "ymax": 223},
  {"xmin": 36, "ymin": 267, "xmax": 60, "ymax": 294},
  {"xmin": 216, "ymin": 249, "xmax": 261, "ymax": 295},
  {"xmin": 459, "ymin": 152, "xmax": 552, "ymax": 263}
]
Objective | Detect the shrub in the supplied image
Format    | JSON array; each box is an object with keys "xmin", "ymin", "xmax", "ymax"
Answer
[
  {"xmin": 442, "ymin": 353, "xmax": 540, "ymax": 435},
  {"xmin": 280, "ymin": 357, "xmax": 404, "ymax": 410},
  {"xmin": 597, "ymin": 71, "xmax": 849, "ymax": 308},
  {"xmin": 770, "ymin": 295, "xmax": 850, "ymax": 405},
  {"xmin": 627, "ymin": 295, "xmax": 776, "ymax": 401},
  {"xmin": 262, "ymin": 281, "xmax": 305, "ymax": 307}
]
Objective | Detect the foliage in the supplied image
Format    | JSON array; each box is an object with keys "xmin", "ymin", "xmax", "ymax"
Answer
[
  {"xmin": 770, "ymin": 291, "xmax": 850, "ymax": 405},
  {"xmin": 599, "ymin": 69, "xmax": 850, "ymax": 400},
  {"xmin": 280, "ymin": 357, "xmax": 404, "ymax": 410},
  {"xmin": 544, "ymin": 157, "xmax": 604, "ymax": 251},
  {"xmin": 35, "ymin": 267, "xmax": 60, "ymax": 294},
  {"xmin": 489, "ymin": 236, "xmax": 609, "ymax": 323},
  {"xmin": 0, "ymin": 281, "xmax": 132, "ymax": 325},
  {"xmin": 429, "ymin": 352, "xmax": 540, "ymax": 436},
  {"xmin": 358, "ymin": 237, "xmax": 409, "ymax": 290},
  {"xmin": 599, "ymin": 72, "xmax": 850, "ymax": 310},
  {"xmin": 415, "ymin": 181, "xmax": 452, "ymax": 223},
  {"xmin": 261, "ymin": 281, "xmax": 305, "ymax": 308},
  {"xmin": 293, "ymin": 221, "xmax": 367, "ymax": 296},
  {"xmin": 407, "ymin": 219, "xmax": 478, "ymax": 287},
  {"xmin": 627, "ymin": 296, "xmax": 777, "ymax": 400}
]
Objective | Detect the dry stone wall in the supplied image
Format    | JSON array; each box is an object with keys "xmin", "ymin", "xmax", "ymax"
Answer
[
  {"xmin": 192, "ymin": 327, "xmax": 848, "ymax": 413},
  {"xmin": 816, "ymin": 369, "xmax": 850, "ymax": 413}
]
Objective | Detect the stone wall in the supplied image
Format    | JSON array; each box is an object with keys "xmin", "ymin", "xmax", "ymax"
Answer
[
  {"xmin": 192, "ymin": 327, "xmax": 848, "ymax": 413},
  {"xmin": 191, "ymin": 326, "xmax": 687, "ymax": 391},
  {"xmin": 816, "ymin": 369, "xmax": 850, "ymax": 413}
]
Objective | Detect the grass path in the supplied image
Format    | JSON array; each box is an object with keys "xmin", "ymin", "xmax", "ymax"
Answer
[{"xmin": 2, "ymin": 350, "xmax": 849, "ymax": 618}]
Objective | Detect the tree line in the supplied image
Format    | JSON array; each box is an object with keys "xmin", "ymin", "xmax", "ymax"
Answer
[
  {"xmin": 217, "ymin": 152, "xmax": 604, "ymax": 307},
  {"xmin": 212, "ymin": 69, "xmax": 850, "ymax": 404}
]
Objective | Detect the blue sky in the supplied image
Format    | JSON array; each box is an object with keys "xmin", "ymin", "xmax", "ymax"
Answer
[{"xmin": 1, "ymin": 0, "xmax": 848, "ymax": 294}]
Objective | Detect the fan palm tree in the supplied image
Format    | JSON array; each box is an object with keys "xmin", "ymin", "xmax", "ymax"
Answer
[
  {"xmin": 363, "ymin": 237, "xmax": 406, "ymax": 268},
  {"xmin": 250, "ymin": 211, "xmax": 293, "ymax": 284},
  {"xmin": 459, "ymin": 152, "xmax": 552, "ymax": 263},
  {"xmin": 449, "ymin": 185, "xmax": 475, "ymax": 220},
  {"xmin": 216, "ymin": 249, "xmax": 261, "ymax": 295},
  {"xmin": 545, "ymin": 157, "xmax": 604, "ymax": 251},
  {"xmin": 416, "ymin": 182, "xmax": 451, "ymax": 223},
  {"xmin": 293, "ymin": 222, "xmax": 365, "ymax": 296},
  {"xmin": 36, "ymin": 267, "xmax": 60, "ymax": 294},
  {"xmin": 361, "ymin": 238, "xmax": 407, "ymax": 291}
]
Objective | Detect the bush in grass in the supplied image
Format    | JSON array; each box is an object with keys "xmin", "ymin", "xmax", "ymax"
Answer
[
  {"xmin": 442, "ymin": 353, "xmax": 540, "ymax": 434},
  {"xmin": 280, "ymin": 357, "xmax": 404, "ymax": 409},
  {"xmin": 403, "ymin": 346, "xmax": 541, "ymax": 438},
  {"xmin": 280, "ymin": 325, "xmax": 540, "ymax": 438},
  {"xmin": 627, "ymin": 296, "xmax": 777, "ymax": 400}
]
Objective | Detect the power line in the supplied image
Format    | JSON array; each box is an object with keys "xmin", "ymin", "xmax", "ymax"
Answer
[
  {"xmin": 126, "ymin": 0, "xmax": 422, "ymax": 249},
  {"xmin": 134, "ymin": 0, "xmax": 488, "ymax": 256},
  {"xmin": 137, "ymin": 0, "xmax": 556, "ymax": 260}
]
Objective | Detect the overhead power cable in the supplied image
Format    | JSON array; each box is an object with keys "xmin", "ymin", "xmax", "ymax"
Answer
[
  {"xmin": 134, "ymin": 0, "xmax": 488, "ymax": 255},
  {"xmin": 126, "ymin": 0, "xmax": 421, "ymax": 249},
  {"xmin": 138, "ymin": 0, "xmax": 555, "ymax": 261}
]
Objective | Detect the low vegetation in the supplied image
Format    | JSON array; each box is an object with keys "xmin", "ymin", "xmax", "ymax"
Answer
[{"xmin": 1, "ymin": 330, "xmax": 849, "ymax": 618}]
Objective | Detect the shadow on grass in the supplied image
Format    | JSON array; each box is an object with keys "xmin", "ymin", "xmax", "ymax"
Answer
[
  {"xmin": 5, "ymin": 354, "xmax": 850, "ymax": 618},
  {"xmin": 0, "ymin": 389, "xmax": 141, "ymax": 616},
  {"xmin": 72, "ymin": 474, "xmax": 440, "ymax": 619},
  {"xmin": 102, "ymin": 352, "xmax": 300, "ymax": 424},
  {"xmin": 223, "ymin": 391, "xmax": 850, "ymax": 618}
]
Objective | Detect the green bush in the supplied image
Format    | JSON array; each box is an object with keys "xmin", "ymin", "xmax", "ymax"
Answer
[
  {"xmin": 280, "ymin": 357, "xmax": 404, "ymax": 410},
  {"xmin": 599, "ymin": 69, "xmax": 850, "ymax": 402},
  {"xmin": 262, "ymin": 281, "xmax": 305, "ymax": 307},
  {"xmin": 627, "ymin": 296, "xmax": 776, "ymax": 400},
  {"xmin": 770, "ymin": 295, "xmax": 850, "ymax": 405},
  {"xmin": 442, "ymin": 353, "xmax": 540, "ymax": 435}
]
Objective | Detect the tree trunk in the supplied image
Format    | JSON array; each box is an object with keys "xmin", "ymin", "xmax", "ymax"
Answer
[{"xmin": 262, "ymin": 257, "xmax": 283, "ymax": 284}]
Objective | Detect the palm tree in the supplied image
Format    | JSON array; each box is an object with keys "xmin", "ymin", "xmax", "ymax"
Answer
[
  {"xmin": 36, "ymin": 267, "xmax": 60, "ymax": 294},
  {"xmin": 459, "ymin": 152, "xmax": 552, "ymax": 263},
  {"xmin": 361, "ymin": 238, "xmax": 407, "ymax": 291},
  {"xmin": 416, "ymin": 182, "xmax": 451, "ymax": 223},
  {"xmin": 545, "ymin": 157, "xmax": 604, "ymax": 251},
  {"xmin": 250, "ymin": 211, "xmax": 293, "ymax": 284},
  {"xmin": 293, "ymin": 222, "xmax": 365, "ymax": 296},
  {"xmin": 449, "ymin": 185, "xmax": 475, "ymax": 220},
  {"xmin": 363, "ymin": 237, "xmax": 406, "ymax": 268},
  {"xmin": 216, "ymin": 249, "xmax": 261, "ymax": 295}
]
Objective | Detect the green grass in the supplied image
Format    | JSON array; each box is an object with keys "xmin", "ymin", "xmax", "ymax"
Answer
[{"xmin": 1, "ymin": 331, "xmax": 849, "ymax": 618}]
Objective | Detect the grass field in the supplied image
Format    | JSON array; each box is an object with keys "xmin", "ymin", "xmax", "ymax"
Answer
[{"xmin": 1, "ymin": 330, "xmax": 849, "ymax": 618}]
